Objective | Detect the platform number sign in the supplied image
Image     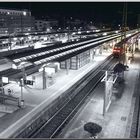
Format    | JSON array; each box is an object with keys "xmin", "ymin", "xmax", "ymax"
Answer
[{"xmin": 24, "ymin": 80, "xmax": 34, "ymax": 85}]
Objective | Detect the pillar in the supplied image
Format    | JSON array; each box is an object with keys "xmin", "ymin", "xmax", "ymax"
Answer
[{"xmin": 42, "ymin": 67, "xmax": 46, "ymax": 89}]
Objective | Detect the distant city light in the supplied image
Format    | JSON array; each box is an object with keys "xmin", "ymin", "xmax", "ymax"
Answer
[
  {"xmin": 78, "ymin": 31, "xmax": 81, "ymax": 34},
  {"xmin": 115, "ymin": 31, "xmax": 119, "ymax": 33},
  {"xmin": 25, "ymin": 33, "xmax": 29, "ymax": 35},
  {"xmin": 7, "ymin": 12, "xmax": 10, "ymax": 15},
  {"xmin": 23, "ymin": 11, "xmax": 27, "ymax": 16},
  {"xmin": 13, "ymin": 38, "xmax": 17, "ymax": 41},
  {"xmin": 95, "ymin": 29, "xmax": 100, "ymax": 32}
]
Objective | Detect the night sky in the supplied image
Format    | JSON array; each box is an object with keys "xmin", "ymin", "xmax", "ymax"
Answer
[{"xmin": 0, "ymin": 2, "xmax": 140, "ymax": 26}]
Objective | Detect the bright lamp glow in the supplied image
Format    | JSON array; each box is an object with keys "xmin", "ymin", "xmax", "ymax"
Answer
[
  {"xmin": 13, "ymin": 38, "xmax": 17, "ymax": 41},
  {"xmin": 45, "ymin": 67, "xmax": 55, "ymax": 76},
  {"xmin": 103, "ymin": 33, "xmax": 107, "ymax": 36},
  {"xmin": 23, "ymin": 11, "xmax": 27, "ymax": 16},
  {"xmin": 126, "ymin": 34, "xmax": 131, "ymax": 37}
]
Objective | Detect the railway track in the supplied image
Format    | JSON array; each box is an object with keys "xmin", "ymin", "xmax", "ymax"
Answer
[
  {"xmin": 130, "ymin": 70, "xmax": 140, "ymax": 138},
  {"xmin": 28, "ymin": 55, "xmax": 117, "ymax": 138},
  {"xmin": 0, "ymin": 34, "xmax": 120, "ymax": 80}
]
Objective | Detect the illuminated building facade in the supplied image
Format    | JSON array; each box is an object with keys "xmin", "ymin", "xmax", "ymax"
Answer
[{"xmin": 0, "ymin": 8, "xmax": 35, "ymax": 35}]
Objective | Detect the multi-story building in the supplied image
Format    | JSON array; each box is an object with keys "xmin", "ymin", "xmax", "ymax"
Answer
[
  {"xmin": 35, "ymin": 19, "xmax": 58, "ymax": 31},
  {"xmin": 0, "ymin": 8, "xmax": 35, "ymax": 35}
]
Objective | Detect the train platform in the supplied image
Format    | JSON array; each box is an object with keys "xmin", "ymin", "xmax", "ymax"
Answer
[
  {"xmin": 0, "ymin": 52, "xmax": 111, "ymax": 137},
  {"xmin": 58, "ymin": 52, "xmax": 140, "ymax": 139}
]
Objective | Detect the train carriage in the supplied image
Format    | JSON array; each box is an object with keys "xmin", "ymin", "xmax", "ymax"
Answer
[{"xmin": 113, "ymin": 42, "xmax": 124, "ymax": 58}]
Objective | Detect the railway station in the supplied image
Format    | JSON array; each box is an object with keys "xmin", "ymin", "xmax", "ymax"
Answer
[{"xmin": 0, "ymin": 2, "xmax": 140, "ymax": 139}]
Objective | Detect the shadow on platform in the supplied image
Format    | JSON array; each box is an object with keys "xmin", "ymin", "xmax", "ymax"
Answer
[{"xmin": 113, "ymin": 78, "xmax": 125, "ymax": 99}]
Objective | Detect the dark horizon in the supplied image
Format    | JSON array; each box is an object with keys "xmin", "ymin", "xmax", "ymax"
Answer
[{"xmin": 0, "ymin": 2, "xmax": 139, "ymax": 27}]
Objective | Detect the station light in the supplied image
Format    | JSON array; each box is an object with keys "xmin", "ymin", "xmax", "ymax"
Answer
[
  {"xmin": 25, "ymin": 33, "xmax": 29, "ymax": 35},
  {"xmin": 95, "ymin": 29, "xmax": 100, "ymax": 32},
  {"xmin": 13, "ymin": 38, "xmax": 17, "ymax": 41},
  {"xmin": 103, "ymin": 33, "xmax": 107, "ymax": 36},
  {"xmin": 126, "ymin": 34, "xmax": 131, "ymax": 37},
  {"xmin": 115, "ymin": 31, "xmax": 119, "ymax": 33}
]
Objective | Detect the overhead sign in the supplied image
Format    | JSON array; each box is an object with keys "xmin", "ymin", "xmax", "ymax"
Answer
[{"xmin": 2, "ymin": 77, "xmax": 9, "ymax": 83}]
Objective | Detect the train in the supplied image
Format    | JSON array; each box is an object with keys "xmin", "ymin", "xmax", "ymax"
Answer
[{"xmin": 113, "ymin": 42, "xmax": 125, "ymax": 58}]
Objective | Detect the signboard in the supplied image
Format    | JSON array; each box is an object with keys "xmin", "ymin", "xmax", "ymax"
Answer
[
  {"xmin": 101, "ymin": 71, "xmax": 117, "ymax": 116},
  {"xmin": 24, "ymin": 80, "xmax": 34, "ymax": 85},
  {"xmin": 2, "ymin": 77, "xmax": 9, "ymax": 83}
]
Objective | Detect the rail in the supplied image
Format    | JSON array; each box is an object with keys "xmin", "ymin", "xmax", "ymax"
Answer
[
  {"xmin": 0, "ymin": 54, "xmax": 112, "ymax": 138},
  {"xmin": 30, "ymin": 56, "xmax": 117, "ymax": 138}
]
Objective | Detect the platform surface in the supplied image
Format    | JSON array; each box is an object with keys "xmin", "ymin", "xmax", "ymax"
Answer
[{"xmin": 58, "ymin": 52, "xmax": 140, "ymax": 138}]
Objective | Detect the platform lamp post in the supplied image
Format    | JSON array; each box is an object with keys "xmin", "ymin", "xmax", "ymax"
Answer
[
  {"xmin": 12, "ymin": 62, "xmax": 26, "ymax": 108},
  {"xmin": 39, "ymin": 63, "xmax": 48, "ymax": 90},
  {"xmin": 12, "ymin": 61, "xmax": 37, "ymax": 108}
]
